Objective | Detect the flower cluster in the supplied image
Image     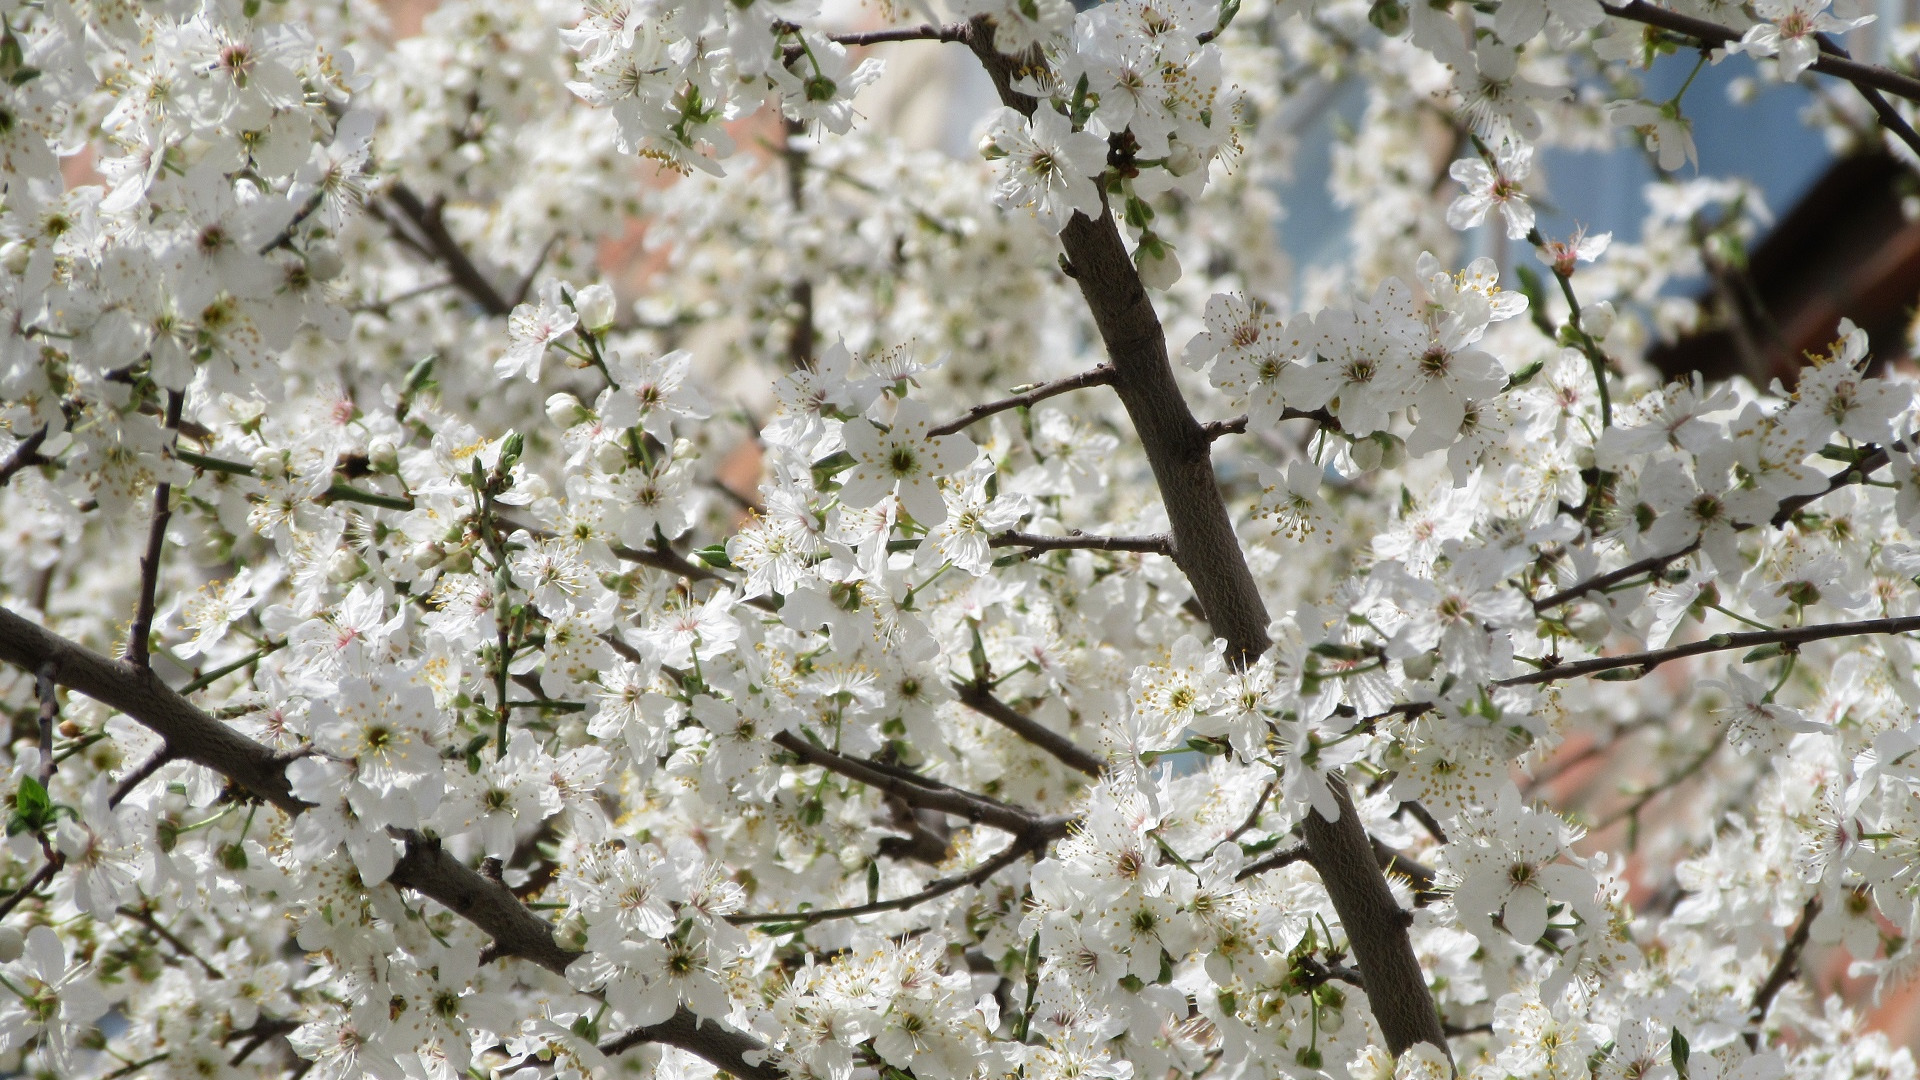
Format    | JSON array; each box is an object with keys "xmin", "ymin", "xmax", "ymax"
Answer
[{"xmin": 0, "ymin": 0, "xmax": 1917, "ymax": 1079}]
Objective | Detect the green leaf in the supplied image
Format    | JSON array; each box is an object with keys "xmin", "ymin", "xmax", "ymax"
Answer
[
  {"xmin": 1213, "ymin": 0, "xmax": 1242, "ymax": 36},
  {"xmin": 1742, "ymin": 643, "xmax": 1787, "ymax": 663},
  {"xmin": 15, "ymin": 775, "xmax": 49, "ymax": 823},
  {"xmin": 1504, "ymin": 357, "xmax": 1546, "ymax": 391},
  {"xmin": 694, "ymin": 544, "xmax": 736, "ymax": 569},
  {"xmin": 1592, "ymin": 665, "xmax": 1647, "ymax": 681},
  {"xmin": 1670, "ymin": 1028, "xmax": 1690, "ymax": 1080},
  {"xmin": 810, "ymin": 450, "xmax": 856, "ymax": 488},
  {"xmin": 1310, "ymin": 642, "xmax": 1373, "ymax": 662}
]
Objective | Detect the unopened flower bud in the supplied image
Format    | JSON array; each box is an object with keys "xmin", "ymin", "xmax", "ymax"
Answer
[
  {"xmin": 1351, "ymin": 437, "xmax": 1383, "ymax": 472},
  {"xmin": 1580, "ymin": 301, "xmax": 1615, "ymax": 341},
  {"xmin": 1165, "ymin": 139, "xmax": 1202, "ymax": 177},
  {"xmin": 1400, "ymin": 651, "xmax": 1437, "ymax": 680},
  {"xmin": 1135, "ymin": 236, "xmax": 1182, "ymax": 290},
  {"xmin": 251, "ymin": 447, "xmax": 287, "ymax": 481},
  {"xmin": 546, "ymin": 392, "xmax": 586, "ymax": 428},
  {"xmin": 573, "ymin": 283, "xmax": 616, "ymax": 332},
  {"xmin": 328, "ymin": 548, "xmax": 360, "ymax": 584},
  {"xmin": 368, "ymin": 437, "xmax": 398, "ymax": 474}
]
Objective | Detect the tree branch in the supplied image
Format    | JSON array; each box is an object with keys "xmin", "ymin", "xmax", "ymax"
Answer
[
  {"xmin": 1746, "ymin": 894, "xmax": 1822, "ymax": 1050},
  {"xmin": 965, "ymin": 17, "xmax": 1449, "ymax": 1059},
  {"xmin": 728, "ymin": 830, "xmax": 1045, "ymax": 927},
  {"xmin": 597, "ymin": 1008, "xmax": 783, "ymax": 1080},
  {"xmin": 772, "ymin": 729, "xmax": 1070, "ymax": 837},
  {"xmin": 1299, "ymin": 778, "xmax": 1449, "ymax": 1057},
  {"xmin": 110, "ymin": 748, "xmax": 175, "ymax": 808},
  {"xmin": 375, "ymin": 184, "xmax": 512, "ymax": 316},
  {"xmin": 127, "ymin": 391, "xmax": 184, "ymax": 668},
  {"xmin": 1536, "ymin": 444, "xmax": 1894, "ymax": 613},
  {"xmin": 954, "ymin": 682, "xmax": 1105, "ymax": 777},
  {"xmin": 1601, "ymin": 1, "xmax": 1920, "ymax": 103},
  {"xmin": 927, "ymin": 365, "xmax": 1114, "ymax": 437},
  {"xmin": 0, "ymin": 855, "xmax": 63, "ymax": 923},
  {"xmin": 0, "ymin": 606, "xmax": 780, "ymax": 1078},
  {"xmin": 1499, "ymin": 612, "xmax": 1920, "ymax": 686},
  {"xmin": 988, "ymin": 530, "xmax": 1173, "ymax": 556},
  {"xmin": 829, "ymin": 23, "xmax": 970, "ymax": 46},
  {"xmin": 0, "ymin": 425, "xmax": 50, "ymax": 489},
  {"xmin": 116, "ymin": 902, "xmax": 227, "ymax": 979},
  {"xmin": 1235, "ymin": 844, "xmax": 1310, "ymax": 881}
]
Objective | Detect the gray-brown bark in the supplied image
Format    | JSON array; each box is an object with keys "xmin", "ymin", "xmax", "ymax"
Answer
[
  {"xmin": 0, "ymin": 605, "xmax": 780, "ymax": 1080},
  {"xmin": 966, "ymin": 20, "xmax": 1450, "ymax": 1060}
]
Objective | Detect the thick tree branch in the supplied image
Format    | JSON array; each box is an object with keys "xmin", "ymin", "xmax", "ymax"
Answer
[
  {"xmin": 0, "ymin": 606, "xmax": 780, "ymax": 1078},
  {"xmin": 954, "ymin": 682, "xmax": 1105, "ymax": 777},
  {"xmin": 927, "ymin": 365, "xmax": 1114, "ymax": 437},
  {"xmin": 597, "ymin": 1009, "xmax": 782, "ymax": 1080},
  {"xmin": 1300, "ymin": 780, "xmax": 1448, "ymax": 1056},
  {"xmin": 965, "ymin": 17, "xmax": 1448, "ymax": 1058}
]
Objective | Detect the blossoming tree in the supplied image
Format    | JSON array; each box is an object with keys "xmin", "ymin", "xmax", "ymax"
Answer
[{"xmin": 3, "ymin": 0, "xmax": 1920, "ymax": 1078}]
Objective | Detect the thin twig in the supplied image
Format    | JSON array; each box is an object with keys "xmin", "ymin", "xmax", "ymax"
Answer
[
  {"xmin": 1499, "ymin": 612, "xmax": 1920, "ymax": 687},
  {"xmin": 1236, "ymin": 844, "xmax": 1310, "ymax": 881},
  {"xmin": 226, "ymin": 1017, "xmax": 301, "ymax": 1066},
  {"xmin": 127, "ymin": 391, "xmax": 184, "ymax": 669},
  {"xmin": 729, "ymin": 831, "xmax": 1045, "ymax": 926},
  {"xmin": 772, "ymin": 730, "xmax": 1070, "ymax": 837},
  {"xmin": 511, "ymin": 233, "xmax": 561, "ymax": 309},
  {"xmin": 116, "ymin": 902, "xmax": 226, "ymax": 979},
  {"xmin": 256, "ymin": 188, "xmax": 328, "ymax": 256},
  {"xmin": 1537, "ymin": 445, "xmax": 1898, "ymax": 613},
  {"xmin": 955, "ymin": 682, "xmax": 1105, "ymax": 777},
  {"xmin": 1202, "ymin": 407, "xmax": 1336, "ymax": 441},
  {"xmin": 110, "ymin": 749, "xmax": 175, "ymax": 808},
  {"xmin": 0, "ymin": 856, "xmax": 64, "ymax": 922},
  {"xmin": 377, "ymin": 184, "xmax": 511, "ymax": 316},
  {"xmin": 1594, "ymin": 737, "xmax": 1722, "ymax": 831},
  {"xmin": 1810, "ymin": 32, "xmax": 1920, "ymax": 158},
  {"xmin": 0, "ymin": 425, "xmax": 50, "ymax": 488},
  {"xmin": 829, "ymin": 23, "xmax": 970, "ymax": 46},
  {"xmin": 1601, "ymin": 0, "xmax": 1920, "ymax": 103},
  {"xmin": 1746, "ymin": 894, "xmax": 1822, "ymax": 1050},
  {"xmin": 989, "ymin": 530, "xmax": 1173, "ymax": 557},
  {"xmin": 1224, "ymin": 780, "xmax": 1278, "ymax": 846},
  {"xmin": 927, "ymin": 366, "xmax": 1114, "ymax": 437}
]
